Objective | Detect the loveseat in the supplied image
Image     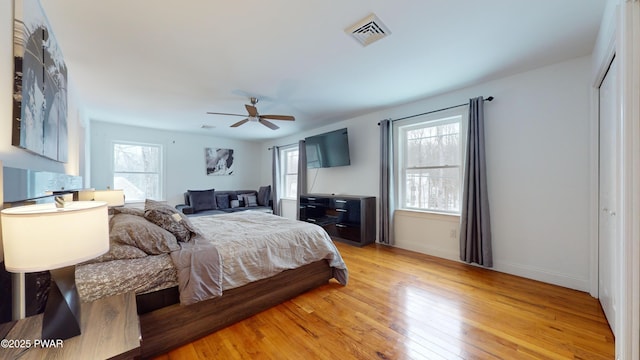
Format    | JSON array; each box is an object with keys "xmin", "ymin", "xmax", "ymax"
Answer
[{"xmin": 175, "ymin": 186, "xmax": 272, "ymax": 216}]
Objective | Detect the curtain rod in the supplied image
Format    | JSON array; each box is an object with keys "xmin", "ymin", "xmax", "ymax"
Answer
[
  {"xmin": 380, "ymin": 96, "xmax": 494, "ymax": 124},
  {"xmin": 267, "ymin": 142, "xmax": 298, "ymax": 151}
]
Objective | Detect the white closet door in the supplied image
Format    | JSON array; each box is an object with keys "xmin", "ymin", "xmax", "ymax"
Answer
[{"xmin": 598, "ymin": 58, "xmax": 617, "ymax": 333}]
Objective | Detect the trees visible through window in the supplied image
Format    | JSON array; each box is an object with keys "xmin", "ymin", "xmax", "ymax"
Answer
[
  {"xmin": 396, "ymin": 110, "xmax": 466, "ymax": 214},
  {"xmin": 113, "ymin": 142, "xmax": 162, "ymax": 202}
]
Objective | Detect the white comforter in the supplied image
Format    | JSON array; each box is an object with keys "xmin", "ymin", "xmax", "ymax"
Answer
[{"xmin": 189, "ymin": 210, "xmax": 348, "ymax": 292}]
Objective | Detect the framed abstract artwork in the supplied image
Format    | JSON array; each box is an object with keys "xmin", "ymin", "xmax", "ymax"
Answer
[
  {"xmin": 205, "ymin": 148, "xmax": 234, "ymax": 175},
  {"xmin": 12, "ymin": 0, "xmax": 68, "ymax": 162}
]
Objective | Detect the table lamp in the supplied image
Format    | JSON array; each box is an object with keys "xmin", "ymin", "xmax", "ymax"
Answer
[
  {"xmin": 92, "ymin": 189, "xmax": 125, "ymax": 207},
  {"xmin": 0, "ymin": 200, "xmax": 109, "ymax": 340},
  {"xmin": 77, "ymin": 189, "xmax": 125, "ymax": 209}
]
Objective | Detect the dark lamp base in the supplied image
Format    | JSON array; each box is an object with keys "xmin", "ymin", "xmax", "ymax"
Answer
[{"xmin": 42, "ymin": 266, "xmax": 81, "ymax": 340}]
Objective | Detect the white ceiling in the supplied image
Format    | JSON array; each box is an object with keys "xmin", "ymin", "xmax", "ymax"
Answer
[{"xmin": 41, "ymin": 0, "xmax": 607, "ymax": 140}]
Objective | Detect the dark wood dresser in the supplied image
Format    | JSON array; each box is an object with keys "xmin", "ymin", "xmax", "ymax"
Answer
[{"xmin": 299, "ymin": 194, "xmax": 376, "ymax": 246}]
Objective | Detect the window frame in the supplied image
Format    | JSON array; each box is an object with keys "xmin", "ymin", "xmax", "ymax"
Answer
[
  {"xmin": 111, "ymin": 140, "xmax": 164, "ymax": 202},
  {"xmin": 394, "ymin": 107, "xmax": 468, "ymax": 215},
  {"xmin": 280, "ymin": 145, "xmax": 299, "ymax": 200}
]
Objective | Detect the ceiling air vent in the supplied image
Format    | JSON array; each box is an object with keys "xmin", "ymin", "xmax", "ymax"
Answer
[{"xmin": 345, "ymin": 13, "xmax": 391, "ymax": 47}]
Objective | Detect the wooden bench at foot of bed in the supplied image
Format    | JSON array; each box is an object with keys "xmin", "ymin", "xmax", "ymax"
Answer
[{"xmin": 138, "ymin": 259, "xmax": 334, "ymax": 359}]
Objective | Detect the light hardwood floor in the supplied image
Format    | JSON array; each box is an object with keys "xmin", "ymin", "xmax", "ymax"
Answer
[{"xmin": 154, "ymin": 242, "xmax": 614, "ymax": 360}]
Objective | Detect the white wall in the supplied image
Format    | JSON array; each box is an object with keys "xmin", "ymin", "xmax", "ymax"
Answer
[
  {"xmin": 262, "ymin": 56, "xmax": 593, "ymax": 291},
  {"xmin": 1, "ymin": 1, "xmax": 85, "ymax": 264},
  {"xmin": 260, "ymin": 123, "xmax": 380, "ymax": 198},
  {"xmin": 89, "ymin": 121, "xmax": 265, "ymax": 206},
  {"xmin": 466, "ymin": 56, "xmax": 591, "ymax": 291},
  {"xmin": 0, "ymin": 0, "xmax": 85, "ymax": 177}
]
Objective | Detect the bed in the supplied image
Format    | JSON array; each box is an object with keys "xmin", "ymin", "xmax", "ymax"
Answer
[{"xmin": 75, "ymin": 201, "xmax": 348, "ymax": 358}]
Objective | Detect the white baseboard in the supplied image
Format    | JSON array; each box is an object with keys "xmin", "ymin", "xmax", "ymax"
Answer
[
  {"xmin": 393, "ymin": 242, "xmax": 459, "ymax": 263},
  {"xmin": 491, "ymin": 260, "xmax": 590, "ymax": 293},
  {"xmin": 392, "ymin": 243, "xmax": 590, "ymax": 293}
]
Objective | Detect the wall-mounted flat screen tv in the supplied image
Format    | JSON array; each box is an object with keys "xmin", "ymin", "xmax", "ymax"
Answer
[{"xmin": 305, "ymin": 128, "xmax": 351, "ymax": 169}]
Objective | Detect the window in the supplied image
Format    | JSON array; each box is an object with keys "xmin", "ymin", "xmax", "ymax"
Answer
[
  {"xmin": 280, "ymin": 146, "xmax": 298, "ymax": 199},
  {"xmin": 112, "ymin": 142, "xmax": 163, "ymax": 202},
  {"xmin": 395, "ymin": 108, "xmax": 467, "ymax": 214}
]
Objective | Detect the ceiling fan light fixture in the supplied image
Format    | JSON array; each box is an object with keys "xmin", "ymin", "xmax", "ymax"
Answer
[{"xmin": 206, "ymin": 97, "xmax": 295, "ymax": 130}]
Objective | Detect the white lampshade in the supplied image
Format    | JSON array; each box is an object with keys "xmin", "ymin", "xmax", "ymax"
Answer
[
  {"xmin": 93, "ymin": 189, "xmax": 125, "ymax": 207},
  {"xmin": 76, "ymin": 189, "xmax": 96, "ymax": 201},
  {"xmin": 1, "ymin": 201, "xmax": 109, "ymax": 272},
  {"xmin": 78, "ymin": 189, "xmax": 125, "ymax": 207}
]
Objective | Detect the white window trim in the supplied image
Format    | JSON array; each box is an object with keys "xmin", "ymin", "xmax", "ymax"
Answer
[
  {"xmin": 111, "ymin": 140, "xmax": 165, "ymax": 202},
  {"xmin": 393, "ymin": 107, "xmax": 468, "ymax": 215},
  {"xmin": 280, "ymin": 145, "xmax": 299, "ymax": 200}
]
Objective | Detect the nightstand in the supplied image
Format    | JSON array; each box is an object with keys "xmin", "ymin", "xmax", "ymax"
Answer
[{"xmin": 2, "ymin": 292, "xmax": 140, "ymax": 360}]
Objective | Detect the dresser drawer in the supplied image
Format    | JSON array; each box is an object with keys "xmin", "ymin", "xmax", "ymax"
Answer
[{"xmin": 325, "ymin": 223, "xmax": 361, "ymax": 242}]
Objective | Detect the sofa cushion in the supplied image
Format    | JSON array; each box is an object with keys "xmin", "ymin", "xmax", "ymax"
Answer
[
  {"xmin": 187, "ymin": 189, "xmax": 216, "ymax": 212},
  {"xmin": 237, "ymin": 193, "xmax": 254, "ymax": 207},
  {"xmin": 184, "ymin": 208, "xmax": 227, "ymax": 217},
  {"xmin": 223, "ymin": 190, "xmax": 256, "ymax": 203},
  {"xmin": 176, "ymin": 204, "xmax": 194, "ymax": 215},
  {"xmin": 257, "ymin": 185, "xmax": 270, "ymax": 206},
  {"xmin": 182, "ymin": 205, "xmax": 272, "ymax": 217},
  {"xmin": 216, "ymin": 194, "xmax": 230, "ymax": 209},
  {"xmin": 246, "ymin": 194, "xmax": 258, "ymax": 207},
  {"xmin": 179, "ymin": 189, "xmax": 261, "ymax": 214}
]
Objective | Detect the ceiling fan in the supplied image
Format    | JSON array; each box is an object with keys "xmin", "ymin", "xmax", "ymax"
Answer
[{"xmin": 206, "ymin": 97, "xmax": 295, "ymax": 130}]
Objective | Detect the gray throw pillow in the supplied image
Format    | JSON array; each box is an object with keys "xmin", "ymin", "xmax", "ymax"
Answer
[
  {"xmin": 216, "ymin": 194, "xmax": 230, "ymax": 209},
  {"xmin": 144, "ymin": 199, "xmax": 198, "ymax": 242},
  {"xmin": 257, "ymin": 185, "xmax": 271, "ymax": 206},
  {"xmin": 246, "ymin": 195, "xmax": 258, "ymax": 207},
  {"xmin": 112, "ymin": 207, "xmax": 145, "ymax": 217},
  {"xmin": 187, "ymin": 189, "xmax": 216, "ymax": 212},
  {"xmin": 237, "ymin": 193, "xmax": 253, "ymax": 207},
  {"xmin": 108, "ymin": 213, "xmax": 179, "ymax": 255}
]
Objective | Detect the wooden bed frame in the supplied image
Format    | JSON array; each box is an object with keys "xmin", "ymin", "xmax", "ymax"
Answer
[
  {"xmin": 0, "ymin": 169, "xmax": 337, "ymax": 358},
  {"xmin": 137, "ymin": 259, "xmax": 333, "ymax": 359}
]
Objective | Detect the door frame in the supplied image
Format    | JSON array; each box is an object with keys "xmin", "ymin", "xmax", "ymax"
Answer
[
  {"xmin": 589, "ymin": 8, "xmax": 615, "ymax": 302},
  {"xmin": 596, "ymin": 55, "xmax": 617, "ymax": 331},
  {"xmin": 589, "ymin": 1, "xmax": 640, "ymax": 359}
]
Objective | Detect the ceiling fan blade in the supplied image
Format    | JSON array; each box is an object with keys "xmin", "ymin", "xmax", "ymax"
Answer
[
  {"xmin": 260, "ymin": 115, "xmax": 295, "ymax": 121},
  {"xmin": 230, "ymin": 119, "xmax": 249, "ymax": 127},
  {"xmin": 207, "ymin": 112, "xmax": 247, "ymax": 117},
  {"xmin": 259, "ymin": 119, "xmax": 279, "ymax": 130},
  {"xmin": 245, "ymin": 104, "xmax": 258, "ymax": 117}
]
